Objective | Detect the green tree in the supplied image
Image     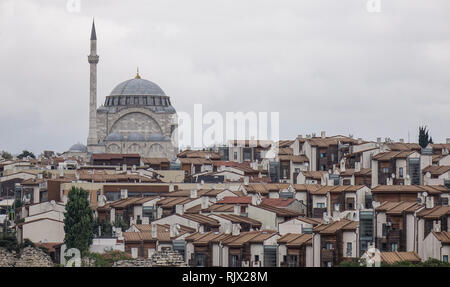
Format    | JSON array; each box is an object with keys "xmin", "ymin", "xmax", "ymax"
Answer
[
  {"xmin": 17, "ymin": 150, "xmax": 35, "ymax": 159},
  {"xmin": 1, "ymin": 151, "xmax": 12, "ymax": 160},
  {"xmin": 418, "ymin": 126, "xmax": 433, "ymax": 148},
  {"xmin": 64, "ymin": 187, "xmax": 94, "ymax": 256}
]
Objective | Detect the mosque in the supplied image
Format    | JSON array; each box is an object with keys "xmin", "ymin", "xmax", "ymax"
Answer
[{"xmin": 69, "ymin": 21, "xmax": 178, "ymax": 159}]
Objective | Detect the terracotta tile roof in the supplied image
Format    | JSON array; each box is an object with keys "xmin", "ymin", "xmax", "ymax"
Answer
[
  {"xmin": 141, "ymin": 157, "xmax": 170, "ymax": 165},
  {"xmin": 178, "ymin": 158, "xmax": 213, "ymax": 165},
  {"xmin": 385, "ymin": 142, "xmax": 421, "ymax": 151},
  {"xmin": 292, "ymin": 184, "xmax": 322, "ymax": 193},
  {"xmin": 92, "ymin": 153, "xmax": 140, "ymax": 160},
  {"xmin": 216, "ymin": 196, "xmax": 252, "ymax": 204},
  {"xmin": 278, "ymin": 147, "xmax": 294, "ymax": 155},
  {"xmin": 422, "ymin": 165, "xmax": 450, "ymax": 176},
  {"xmin": 306, "ymin": 136, "xmax": 360, "ymax": 148},
  {"xmin": 181, "ymin": 214, "xmax": 220, "ymax": 227},
  {"xmin": 177, "ymin": 150, "xmax": 221, "ymax": 160},
  {"xmin": 372, "ymin": 185, "xmax": 447, "ymax": 195},
  {"xmin": 244, "ymin": 183, "xmax": 292, "ymax": 195},
  {"xmin": 372, "ymin": 151, "xmax": 416, "ymax": 161},
  {"xmin": 278, "ymin": 155, "xmax": 309, "ymax": 163},
  {"xmin": 278, "ymin": 140, "xmax": 294, "ymax": 148},
  {"xmin": 223, "ymin": 231, "xmax": 277, "ymax": 247},
  {"xmin": 340, "ymin": 168, "xmax": 371, "ymax": 177},
  {"xmin": 262, "ymin": 198, "xmax": 295, "ymax": 207},
  {"xmin": 256, "ymin": 204, "xmax": 302, "ymax": 217},
  {"xmin": 417, "ymin": 206, "xmax": 450, "ymax": 219},
  {"xmin": 313, "ymin": 219, "xmax": 358, "ymax": 234},
  {"xmin": 300, "ymin": 171, "xmax": 327, "ymax": 180},
  {"xmin": 430, "ymin": 143, "xmax": 450, "ymax": 151},
  {"xmin": 432, "ymin": 231, "xmax": 450, "ymax": 244},
  {"xmin": 206, "ymin": 204, "xmax": 235, "ymax": 213},
  {"xmin": 156, "ymin": 197, "xmax": 194, "ymax": 208},
  {"xmin": 380, "ymin": 252, "xmax": 421, "ymax": 264},
  {"xmin": 278, "ymin": 233, "xmax": 312, "ymax": 247},
  {"xmin": 212, "ymin": 214, "xmax": 261, "ymax": 227}
]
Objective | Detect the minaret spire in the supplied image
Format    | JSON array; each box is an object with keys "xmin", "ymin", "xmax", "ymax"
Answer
[
  {"xmin": 87, "ymin": 18, "xmax": 99, "ymax": 147},
  {"xmin": 90, "ymin": 19, "xmax": 97, "ymax": 40}
]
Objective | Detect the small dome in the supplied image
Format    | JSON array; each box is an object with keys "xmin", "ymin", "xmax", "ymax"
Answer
[
  {"xmin": 110, "ymin": 78, "xmax": 166, "ymax": 97},
  {"xmin": 69, "ymin": 143, "xmax": 87, "ymax": 152},
  {"xmin": 127, "ymin": 133, "xmax": 146, "ymax": 141},
  {"xmin": 105, "ymin": 132, "xmax": 124, "ymax": 141},
  {"xmin": 148, "ymin": 133, "xmax": 166, "ymax": 141}
]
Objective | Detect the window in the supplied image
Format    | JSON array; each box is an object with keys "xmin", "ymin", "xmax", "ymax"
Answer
[
  {"xmin": 302, "ymin": 227, "xmax": 313, "ymax": 234},
  {"xmin": 382, "ymin": 223, "xmax": 387, "ymax": 237},
  {"xmin": 346, "ymin": 242, "xmax": 352, "ymax": 257},
  {"xmin": 288, "ymin": 255, "xmax": 298, "ymax": 267},
  {"xmin": 233, "ymin": 152, "xmax": 238, "ymax": 161},
  {"xmin": 155, "ymin": 97, "xmax": 161, "ymax": 105},
  {"xmin": 443, "ymin": 255, "xmax": 448, "ymax": 263},
  {"xmin": 143, "ymin": 206, "xmax": 155, "ymax": 221},
  {"xmin": 317, "ymin": 203, "xmax": 325, "ymax": 208},
  {"xmin": 399, "ymin": 167, "xmax": 404, "ymax": 178},
  {"xmin": 382, "ymin": 167, "xmax": 390, "ymax": 174},
  {"xmin": 326, "ymin": 243, "xmax": 333, "ymax": 250},
  {"xmin": 230, "ymin": 255, "xmax": 240, "ymax": 267},
  {"xmin": 320, "ymin": 153, "xmax": 327, "ymax": 158},
  {"xmin": 254, "ymin": 255, "xmax": 259, "ymax": 262},
  {"xmin": 195, "ymin": 253, "xmax": 206, "ymax": 267}
]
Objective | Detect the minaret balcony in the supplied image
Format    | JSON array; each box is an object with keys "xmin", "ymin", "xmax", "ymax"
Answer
[{"xmin": 88, "ymin": 55, "xmax": 99, "ymax": 64}]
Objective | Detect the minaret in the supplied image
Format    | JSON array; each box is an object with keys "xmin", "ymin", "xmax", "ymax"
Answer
[{"xmin": 87, "ymin": 19, "xmax": 99, "ymax": 146}]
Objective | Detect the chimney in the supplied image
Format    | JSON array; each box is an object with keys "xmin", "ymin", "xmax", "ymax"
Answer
[
  {"xmin": 175, "ymin": 204, "xmax": 184, "ymax": 215},
  {"xmin": 151, "ymin": 223, "xmax": 157, "ymax": 238},
  {"xmin": 349, "ymin": 134, "xmax": 353, "ymax": 139},
  {"xmin": 170, "ymin": 224, "xmax": 175, "ymax": 238},
  {"xmin": 122, "ymin": 164, "xmax": 127, "ymax": 172},
  {"xmin": 426, "ymin": 196, "xmax": 434, "ymax": 209},
  {"xmin": 377, "ymin": 137, "xmax": 381, "ymax": 145},
  {"xmin": 132, "ymin": 165, "xmax": 136, "ymax": 172},
  {"xmin": 59, "ymin": 167, "xmax": 64, "ymax": 178},
  {"xmin": 190, "ymin": 189, "xmax": 197, "ymax": 198},
  {"xmin": 447, "ymin": 138, "xmax": 450, "ymax": 144},
  {"xmin": 201, "ymin": 197, "xmax": 208, "ymax": 209},
  {"xmin": 232, "ymin": 223, "xmax": 241, "ymax": 236},
  {"xmin": 169, "ymin": 183, "xmax": 174, "ymax": 192},
  {"xmin": 297, "ymin": 135, "xmax": 303, "ymax": 139},
  {"xmin": 233, "ymin": 205, "xmax": 240, "ymax": 215},
  {"xmin": 244, "ymin": 176, "xmax": 249, "ymax": 186},
  {"xmin": 399, "ymin": 138, "xmax": 404, "ymax": 143},
  {"xmin": 312, "ymin": 133, "xmax": 316, "ymax": 137},
  {"xmin": 321, "ymin": 131, "xmax": 326, "ymax": 139},
  {"xmin": 357, "ymin": 138, "xmax": 362, "ymax": 144}
]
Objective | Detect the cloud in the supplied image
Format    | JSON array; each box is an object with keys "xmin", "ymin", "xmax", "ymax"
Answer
[{"xmin": 0, "ymin": 0, "xmax": 449, "ymax": 154}]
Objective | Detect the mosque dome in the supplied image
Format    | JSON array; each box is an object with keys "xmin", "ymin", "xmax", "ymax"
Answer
[
  {"xmin": 110, "ymin": 76, "xmax": 166, "ymax": 97},
  {"xmin": 69, "ymin": 143, "xmax": 87, "ymax": 153}
]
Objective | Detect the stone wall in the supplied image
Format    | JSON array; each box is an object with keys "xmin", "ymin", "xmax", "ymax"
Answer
[
  {"xmin": 0, "ymin": 247, "xmax": 53, "ymax": 267},
  {"xmin": 113, "ymin": 250, "xmax": 187, "ymax": 267}
]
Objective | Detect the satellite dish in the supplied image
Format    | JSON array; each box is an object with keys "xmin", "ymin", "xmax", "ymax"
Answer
[
  {"xmin": 391, "ymin": 173, "xmax": 395, "ymax": 179},
  {"xmin": 422, "ymin": 192, "xmax": 428, "ymax": 197},
  {"xmin": 50, "ymin": 200, "xmax": 56, "ymax": 206}
]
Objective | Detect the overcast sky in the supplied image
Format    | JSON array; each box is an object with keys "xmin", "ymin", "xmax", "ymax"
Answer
[{"xmin": 0, "ymin": 0, "xmax": 449, "ymax": 155}]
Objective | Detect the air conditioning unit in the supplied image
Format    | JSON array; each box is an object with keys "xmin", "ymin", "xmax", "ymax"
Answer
[{"xmin": 241, "ymin": 261, "xmax": 249, "ymax": 267}]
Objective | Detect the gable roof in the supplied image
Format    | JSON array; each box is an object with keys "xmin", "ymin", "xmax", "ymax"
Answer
[
  {"xmin": 380, "ymin": 252, "xmax": 421, "ymax": 264},
  {"xmin": 432, "ymin": 231, "xmax": 450, "ymax": 244}
]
